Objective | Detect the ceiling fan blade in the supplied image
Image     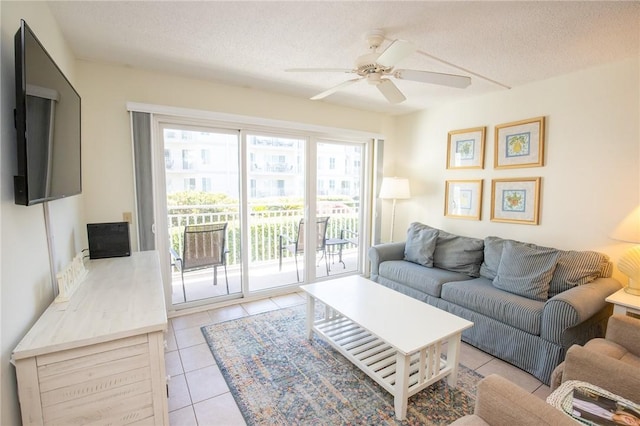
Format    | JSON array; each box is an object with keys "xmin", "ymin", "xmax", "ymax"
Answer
[
  {"xmin": 395, "ymin": 69, "xmax": 471, "ymax": 89},
  {"xmin": 376, "ymin": 39, "xmax": 416, "ymax": 68},
  {"xmin": 310, "ymin": 78, "xmax": 363, "ymax": 100},
  {"xmin": 377, "ymin": 79, "xmax": 406, "ymax": 104},
  {"xmin": 285, "ymin": 68, "xmax": 355, "ymax": 73}
]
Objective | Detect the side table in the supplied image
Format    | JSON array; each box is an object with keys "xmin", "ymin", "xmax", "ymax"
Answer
[
  {"xmin": 325, "ymin": 238, "xmax": 348, "ymax": 271},
  {"xmin": 605, "ymin": 288, "xmax": 640, "ymax": 319}
]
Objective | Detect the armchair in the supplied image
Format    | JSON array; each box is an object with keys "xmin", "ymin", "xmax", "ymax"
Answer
[{"xmin": 550, "ymin": 314, "xmax": 640, "ymax": 403}]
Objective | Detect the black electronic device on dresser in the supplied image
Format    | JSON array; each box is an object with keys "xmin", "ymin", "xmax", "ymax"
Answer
[{"xmin": 87, "ymin": 222, "xmax": 131, "ymax": 259}]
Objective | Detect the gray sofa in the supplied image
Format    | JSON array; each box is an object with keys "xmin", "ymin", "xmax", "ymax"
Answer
[{"xmin": 368, "ymin": 223, "xmax": 622, "ymax": 384}]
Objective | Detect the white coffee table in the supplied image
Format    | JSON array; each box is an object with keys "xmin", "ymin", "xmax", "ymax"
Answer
[{"xmin": 300, "ymin": 276, "xmax": 473, "ymax": 420}]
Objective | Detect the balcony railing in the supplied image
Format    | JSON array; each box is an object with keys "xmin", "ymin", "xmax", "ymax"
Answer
[{"xmin": 168, "ymin": 203, "xmax": 359, "ymax": 265}]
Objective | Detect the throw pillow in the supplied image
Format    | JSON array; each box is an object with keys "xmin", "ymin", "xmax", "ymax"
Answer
[
  {"xmin": 480, "ymin": 236, "xmax": 539, "ymax": 280},
  {"xmin": 432, "ymin": 229, "xmax": 484, "ymax": 277},
  {"xmin": 479, "ymin": 236, "xmax": 505, "ymax": 279},
  {"xmin": 492, "ymin": 240, "xmax": 560, "ymax": 301},
  {"xmin": 548, "ymin": 250, "xmax": 611, "ymax": 298},
  {"xmin": 404, "ymin": 223, "xmax": 438, "ymax": 267}
]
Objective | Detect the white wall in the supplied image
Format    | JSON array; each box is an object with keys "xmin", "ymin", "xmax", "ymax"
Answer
[
  {"xmin": 392, "ymin": 59, "xmax": 640, "ymax": 282},
  {"xmin": 1, "ymin": 2, "xmax": 86, "ymax": 425},
  {"xmin": 75, "ymin": 61, "xmax": 395, "ymax": 247}
]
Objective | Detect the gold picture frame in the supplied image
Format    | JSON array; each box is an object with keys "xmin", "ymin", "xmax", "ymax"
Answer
[
  {"xmin": 494, "ymin": 117, "xmax": 545, "ymax": 169},
  {"xmin": 490, "ymin": 177, "xmax": 541, "ymax": 225},
  {"xmin": 447, "ymin": 126, "xmax": 486, "ymax": 169},
  {"xmin": 445, "ymin": 179, "xmax": 483, "ymax": 220}
]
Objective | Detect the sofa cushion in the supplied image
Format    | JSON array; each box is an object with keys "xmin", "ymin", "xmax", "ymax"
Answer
[
  {"xmin": 433, "ymin": 229, "xmax": 484, "ymax": 277},
  {"xmin": 410, "ymin": 223, "xmax": 484, "ymax": 277},
  {"xmin": 404, "ymin": 224, "xmax": 438, "ymax": 266},
  {"xmin": 492, "ymin": 241, "xmax": 559, "ymax": 301},
  {"xmin": 480, "ymin": 236, "xmax": 538, "ymax": 279},
  {"xmin": 548, "ymin": 250, "xmax": 611, "ymax": 298},
  {"xmin": 479, "ymin": 236, "xmax": 503, "ymax": 279},
  {"xmin": 584, "ymin": 338, "xmax": 629, "ymax": 360},
  {"xmin": 441, "ymin": 278, "xmax": 544, "ymax": 335},
  {"xmin": 378, "ymin": 260, "xmax": 473, "ymax": 298}
]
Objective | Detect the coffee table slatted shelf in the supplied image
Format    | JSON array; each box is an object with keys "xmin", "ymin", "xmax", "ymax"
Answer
[{"xmin": 314, "ymin": 308, "xmax": 450, "ymax": 399}]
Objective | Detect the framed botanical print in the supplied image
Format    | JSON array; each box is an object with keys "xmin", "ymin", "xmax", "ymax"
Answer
[
  {"xmin": 490, "ymin": 177, "xmax": 541, "ymax": 225},
  {"xmin": 447, "ymin": 127, "xmax": 486, "ymax": 169},
  {"xmin": 445, "ymin": 179, "xmax": 483, "ymax": 220},
  {"xmin": 494, "ymin": 117, "xmax": 545, "ymax": 169}
]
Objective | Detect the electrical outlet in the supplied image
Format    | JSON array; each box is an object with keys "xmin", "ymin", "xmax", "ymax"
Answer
[{"xmin": 123, "ymin": 212, "xmax": 132, "ymax": 224}]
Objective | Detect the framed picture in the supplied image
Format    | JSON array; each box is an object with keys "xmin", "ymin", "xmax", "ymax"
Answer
[
  {"xmin": 445, "ymin": 179, "xmax": 483, "ymax": 220},
  {"xmin": 494, "ymin": 117, "xmax": 545, "ymax": 169},
  {"xmin": 447, "ymin": 126, "xmax": 486, "ymax": 169},
  {"xmin": 491, "ymin": 177, "xmax": 541, "ymax": 225}
]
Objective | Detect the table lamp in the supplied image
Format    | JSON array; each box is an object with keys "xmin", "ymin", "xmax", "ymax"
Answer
[
  {"xmin": 379, "ymin": 177, "xmax": 411, "ymax": 242},
  {"xmin": 610, "ymin": 205, "xmax": 640, "ymax": 295}
]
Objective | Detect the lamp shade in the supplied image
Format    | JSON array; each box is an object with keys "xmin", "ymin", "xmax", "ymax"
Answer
[
  {"xmin": 610, "ymin": 205, "xmax": 640, "ymax": 243},
  {"xmin": 610, "ymin": 205, "xmax": 640, "ymax": 295},
  {"xmin": 379, "ymin": 177, "xmax": 410, "ymax": 200}
]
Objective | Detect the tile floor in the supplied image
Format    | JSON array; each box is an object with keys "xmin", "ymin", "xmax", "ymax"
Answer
[{"xmin": 164, "ymin": 292, "xmax": 553, "ymax": 425}]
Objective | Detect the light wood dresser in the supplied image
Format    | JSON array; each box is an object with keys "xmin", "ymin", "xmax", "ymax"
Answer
[{"xmin": 12, "ymin": 251, "xmax": 169, "ymax": 426}]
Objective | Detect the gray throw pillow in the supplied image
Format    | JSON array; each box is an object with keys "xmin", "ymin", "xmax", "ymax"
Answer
[
  {"xmin": 404, "ymin": 223, "xmax": 438, "ymax": 267},
  {"xmin": 432, "ymin": 229, "xmax": 484, "ymax": 277},
  {"xmin": 492, "ymin": 240, "xmax": 560, "ymax": 301},
  {"xmin": 479, "ymin": 236, "xmax": 505, "ymax": 279},
  {"xmin": 548, "ymin": 250, "xmax": 611, "ymax": 298},
  {"xmin": 480, "ymin": 236, "xmax": 538, "ymax": 280}
]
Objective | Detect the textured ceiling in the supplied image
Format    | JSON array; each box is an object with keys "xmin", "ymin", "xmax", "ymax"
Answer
[{"xmin": 46, "ymin": 1, "xmax": 640, "ymax": 115}]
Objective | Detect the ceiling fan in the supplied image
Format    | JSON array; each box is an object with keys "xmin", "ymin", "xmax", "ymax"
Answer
[{"xmin": 286, "ymin": 29, "xmax": 472, "ymax": 104}]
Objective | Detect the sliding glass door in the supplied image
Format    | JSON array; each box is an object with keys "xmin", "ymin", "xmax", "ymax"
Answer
[
  {"xmin": 317, "ymin": 140, "xmax": 363, "ymax": 277},
  {"xmin": 153, "ymin": 117, "xmax": 370, "ymax": 309},
  {"xmin": 162, "ymin": 125, "xmax": 242, "ymax": 305},
  {"xmin": 245, "ymin": 133, "xmax": 307, "ymax": 291}
]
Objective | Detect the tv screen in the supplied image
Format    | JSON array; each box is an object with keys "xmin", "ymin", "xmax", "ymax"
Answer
[{"xmin": 14, "ymin": 19, "xmax": 81, "ymax": 206}]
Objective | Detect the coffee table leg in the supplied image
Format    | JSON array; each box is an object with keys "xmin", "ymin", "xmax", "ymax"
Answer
[
  {"xmin": 306, "ymin": 294, "xmax": 315, "ymax": 340},
  {"xmin": 446, "ymin": 333, "xmax": 462, "ymax": 387},
  {"xmin": 394, "ymin": 352, "xmax": 410, "ymax": 420}
]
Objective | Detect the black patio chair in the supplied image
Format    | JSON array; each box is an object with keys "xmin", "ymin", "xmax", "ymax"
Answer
[{"xmin": 171, "ymin": 222, "xmax": 229, "ymax": 301}]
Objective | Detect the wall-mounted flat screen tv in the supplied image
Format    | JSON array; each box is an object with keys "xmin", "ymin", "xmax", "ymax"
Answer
[{"xmin": 14, "ymin": 19, "xmax": 81, "ymax": 206}]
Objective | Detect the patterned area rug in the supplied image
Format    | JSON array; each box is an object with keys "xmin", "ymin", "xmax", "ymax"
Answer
[{"xmin": 201, "ymin": 304, "xmax": 482, "ymax": 425}]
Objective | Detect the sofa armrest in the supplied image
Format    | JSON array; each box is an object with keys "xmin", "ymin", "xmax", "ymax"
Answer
[
  {"xmin": 541, "ymin": 277, "xmax": 622, "ymax": 344},
  {"xmin": 562, "ymin": 344, "xmax": 640, "ymax": 402},
  {"xmin": 469, "ymin": 375, "xmax": 574, "ymax": 426},
  {"xmin": 367, "ymin": 242, "xmax": 405, "ymax": 279},
  {"xmin": 606, "ymin": 314, "xmax": 640, "ymax": 356}
]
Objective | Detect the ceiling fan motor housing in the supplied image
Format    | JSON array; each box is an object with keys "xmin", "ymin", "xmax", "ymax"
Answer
[{"xmin": 355, "ymin": 52, "xmax": 391, "ymax": 77}]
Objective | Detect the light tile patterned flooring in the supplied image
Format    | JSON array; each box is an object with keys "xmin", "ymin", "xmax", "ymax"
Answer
[{"xmin": 165, "ymin": 292, "xmax": 553, "ymax": 425}]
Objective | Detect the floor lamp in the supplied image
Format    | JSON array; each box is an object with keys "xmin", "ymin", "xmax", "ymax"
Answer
[
  {"xmin": 610, "ymin": 205, "xmax": 640, "ymax": 295},
  {"xmin": 379, "ymin": 177, "xmax": 411, "ymax": 242}
]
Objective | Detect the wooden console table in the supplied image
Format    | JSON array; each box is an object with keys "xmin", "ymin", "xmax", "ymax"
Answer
[{"xmin": 12, "ymin": 251, "xmax": 168, "ymax": 426}]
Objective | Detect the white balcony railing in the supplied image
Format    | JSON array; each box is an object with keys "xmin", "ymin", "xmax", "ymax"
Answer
[{"xmin": 168, "ymin": 204, "xmax": 359, "ymax": 265}]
